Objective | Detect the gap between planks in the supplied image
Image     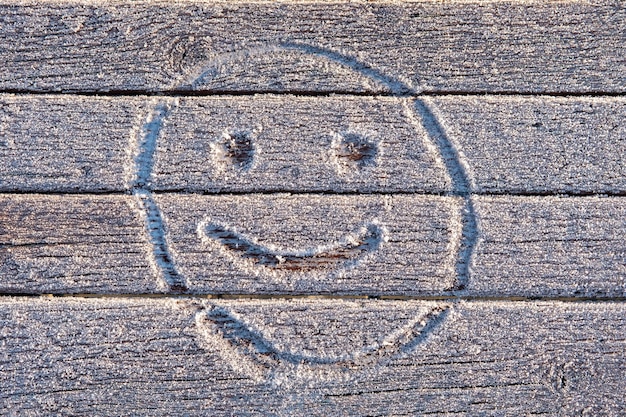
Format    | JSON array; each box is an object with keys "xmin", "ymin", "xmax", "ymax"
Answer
[
  {"xmin": 2, "ymin": 190, "xmax": 626, "ymax": 198},
  {"xmin": 1, "ymin": 293, "xmax": 624, "ymax": 303},
  {"xmin": 1, "ymin": 90, "xmax": 626, "ymax": 98}
]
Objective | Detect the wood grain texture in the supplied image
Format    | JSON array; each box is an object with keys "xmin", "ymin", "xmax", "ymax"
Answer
[
  {"xmin": 1, "ymin": 297, "xmax": 624, "ymax": 416},
  {"xmin": 0, "ymin": 94, "xmax": 147, "ymax": 192},
  {"xmin": 1, "ymin": 193, "xmax": 625, "ymax": 297},
  {"xmin": 1, "ymin": 1, "xmax": 625, "ymax": 412},
  {"xmin": 150, "ymin": 96, "xmax": 449, "ymax": 193},
  {"xmin": 429, "ymin": 96, "xmax": 626, "ymax": 194},
  {"xmin": 156, "ymin": 194, "xmax": 462, "ymax": 295},
  {"xmin": 0, "ymin": 194, "xmax": 158, "ymax": 293},
  {"xmin": 2, "ymin": 94, "xmax": 625, "ymax": 193},
  {"xmin": 0, "ymin": 1, "xmax": 624, "ymax": 93},
  {"xmin": 471, "ymin": 196, "xmax": 626, "ymax": 297}
]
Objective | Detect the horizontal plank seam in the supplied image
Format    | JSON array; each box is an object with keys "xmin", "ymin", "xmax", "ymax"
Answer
[
  {"xmin": 1, "ymin": 90, "xmax": 626, "ymax": 98},
  {"xmin": 0, "ymin": 294, "xmax": 624, "ymax": 303},
  {"xmin": 2, "ymin": 190, "xmax": 626, "ymax": 198}
]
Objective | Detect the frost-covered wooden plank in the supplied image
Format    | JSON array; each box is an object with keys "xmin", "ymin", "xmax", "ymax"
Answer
[
  {"xmin": 0, "ymin": 193, "xmax": 464, "ymax": 295},
  {"xmin": 2, "ymin": 194, "xmax": 625, "ymax": 296},
  {"xmin": 472, "ymin": 196, "xmax": 626, "ymax": 297},
  {"xmin": 0, "ymin": 94, "xmax": 450, "ymax": 193},
  {"xmin": 0, "ymin": 194, "xmax": 158, "ymax": 293},
  {"xmin": 3, "ymin": 94, "xmax": 626, "ymax": 194},
  {"xmin": 151, "ymin": 96, "xmax": 449, "ymax": 193},
  {"xmin": 0, "ymin": 94, "xmax": 148, "ymax": 192},
  {"xmin": 1, "ymin": 297, "xmax": 624, "ymax": 415},
  {"xmin": 1, "ymin": 2, "xmax": 624, "ymax": 93},
  {"xmin": 429, "ymin": 96, "xmax": 626, "ymax": 194},
  {"xmin": 156, "ymin": 194, "xmax": 463, "ymax": 294}
]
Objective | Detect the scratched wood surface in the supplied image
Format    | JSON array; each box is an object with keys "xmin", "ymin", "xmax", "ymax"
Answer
[
  {"xmin": 1, "ymin": 1, "xmax": 625, "ymax": 415},
  {"xmin": 2, "ymin": 194, "xmax": 624, "ymax": 297},
  {"xmin": 0, "ymin": 1, "xmax": 624, "ymax": 93},
  {"xmin": 1, "ymin": 297, "xmax": 625, "ymax": 416},
  {"xmin": 1, "ymin": 95, "xmax": 625, "ymax": 193}
]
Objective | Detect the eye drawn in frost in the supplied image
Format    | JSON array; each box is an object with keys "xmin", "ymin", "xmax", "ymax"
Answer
[
  {"xmin": 211, "ymin": 128, "xmax": 258, "ymax": 172},
  {"xmin": 331, "ymin": 131, "xmax": 380, "ymax": 174}
]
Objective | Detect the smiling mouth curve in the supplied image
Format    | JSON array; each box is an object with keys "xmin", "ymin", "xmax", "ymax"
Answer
[{"xmin": 197, "ymin": 221, "xmax": 385, "ymax": 273}]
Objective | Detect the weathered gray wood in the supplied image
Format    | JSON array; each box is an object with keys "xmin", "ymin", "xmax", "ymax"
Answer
[
  {"xmin": 3, "ymin": 94, "xmax": 450, "ymax": 193},
  {"xmin": 156, "ymin": 194, "xmax": 462, "ymax": 294},
  {"xmin": 0, "ymin": 194, "xmax": 158, "ymax": 293},
  {"xmin": 428, "ymin": 96, "xmax": 626, "ymax": 194},
  {"xmin": 0, "ymin": 95, "xmax": 147, "ymax": 192},
  {"xmin": 0, "ymin": 2, "xmax": 624, "ymax": 93},
  {"xmin": 471, "ymin": 196, "xmax": 626, "ymax": 297},
  {"xmin": 2, "ymin": 1, "xmax": 624, "ymax": 414},
  {"xmin": 2, "ymin": 94, "xmax": 625, "ymax": 193},
  {"xmin": 151, "ymin": 96, "xmax": 449, "ymax": 193},
  {"xmin": 2, "ymin": 193, "xmax": 625, "ymax": 297},
  {"xmin": 1, "ymin": 297, "xmax": 624, "ymax": 415}
]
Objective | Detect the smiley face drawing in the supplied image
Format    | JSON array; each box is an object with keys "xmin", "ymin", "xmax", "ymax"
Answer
[{"xmin": 130, "ymin": 43, "xmax": 477, "ymax": 383}]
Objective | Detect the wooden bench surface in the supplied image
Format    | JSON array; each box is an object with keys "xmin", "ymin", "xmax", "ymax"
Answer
[{"xmin": 1, "ymin": 1, "xmax": 625, "ymax": 415}]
